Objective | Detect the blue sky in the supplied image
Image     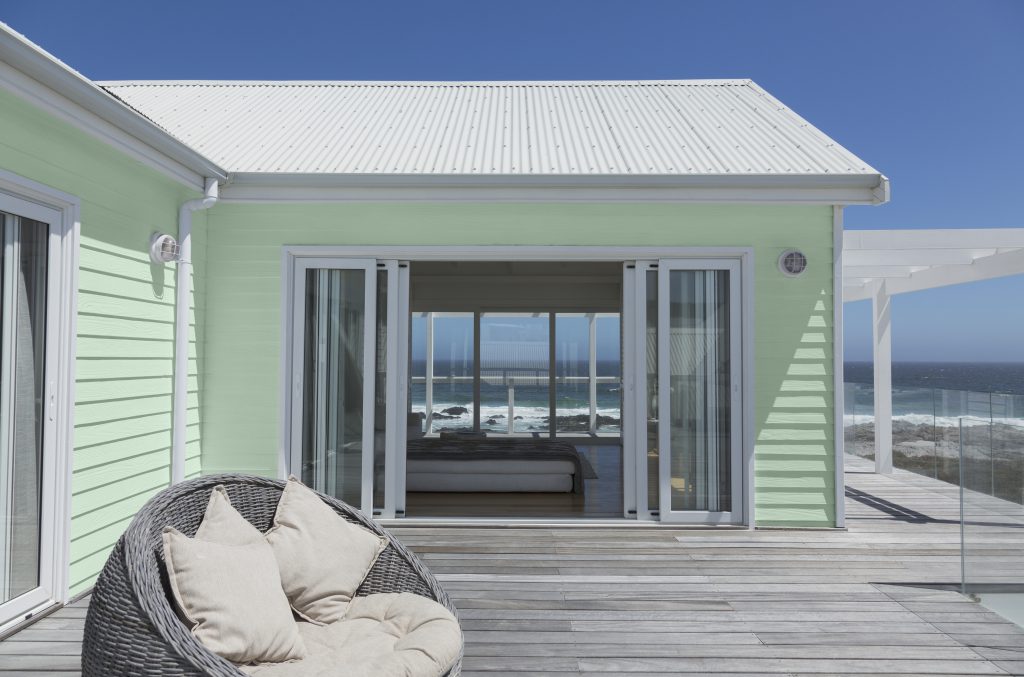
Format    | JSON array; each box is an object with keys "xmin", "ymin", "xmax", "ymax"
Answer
[{"xmin": 5, "ymin": 0, "xmax": 1023, "ymax": 362}]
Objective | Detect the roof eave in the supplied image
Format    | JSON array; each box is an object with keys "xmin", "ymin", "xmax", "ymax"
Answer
[
  {"xmin": 0, "ymin": 23, "xmax": 227, "ymax": 189},
  {"xmin": 221, "ymin": 172, "xmax": 889, "ymax": 205}
]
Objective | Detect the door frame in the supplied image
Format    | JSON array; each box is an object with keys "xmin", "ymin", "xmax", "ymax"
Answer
[
  {"xmin": 280, "ymin": 246, "xmax": 754, "ymax": 526},
  {"xmin": 0, "ymin": 169, "xmax": 79, "ymax": 632}
]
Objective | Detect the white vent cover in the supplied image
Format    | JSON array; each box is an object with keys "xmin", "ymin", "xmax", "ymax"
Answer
[
  {"xmin": 779, "ymin": 249, "xmax": 808, "ymax": 276},
  {"xmin": 150, "ymin": 233, "xmax": 180, "ymax": 264}
]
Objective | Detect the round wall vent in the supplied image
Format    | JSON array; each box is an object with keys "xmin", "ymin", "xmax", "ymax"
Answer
[
  {"xmin": 778, "ymin": 249, "xmax": 808, "ymax": 277},
  {"xmin": 150, "ymin": 233, "xmax": 180, "ymax": 264}
]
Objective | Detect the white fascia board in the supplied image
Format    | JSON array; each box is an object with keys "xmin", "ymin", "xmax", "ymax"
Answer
[
  {"xmin": 0, "ymin": 25, "xmax": 227, "ymax": 190},
  {"xmin": 221, "ymin": 172, "xmax": 889, "ymax": 204}
]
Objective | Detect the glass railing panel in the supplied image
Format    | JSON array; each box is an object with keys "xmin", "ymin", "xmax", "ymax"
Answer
[
  {"xmin": 891, "ymin": 386, "xmax": 938, "ymax": 479},
  {"xmin": 843, "ymin": 381, "xmax": 875, "ymax": 461},
  {"xmin": 961, "ymin": 419, "xmax": 1024, "ymax": 595}
]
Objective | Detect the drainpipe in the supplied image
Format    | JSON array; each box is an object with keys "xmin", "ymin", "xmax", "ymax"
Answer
[{"xmin": 172, "ymin": 178, "xmax": 219, "ymax": 484}]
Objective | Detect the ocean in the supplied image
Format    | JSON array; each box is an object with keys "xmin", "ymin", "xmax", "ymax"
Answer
[
  {"xmin": 410, "ymin": 359, "xmax": 622, "ymax": 434},
  {"xmin": 845, "ymin": 362, "xmax": 1024, "ymax": 396},
  {"xmin": 844, "ymin": 361, "xmax": 1024, "ymax": 428}
]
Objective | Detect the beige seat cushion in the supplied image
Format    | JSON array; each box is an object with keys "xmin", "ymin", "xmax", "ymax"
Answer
[
  {"xmin": 163, "ymin": 487, "xmax": 306, "ymax": 665},
  {"xmin": 265, "ymin": 477, "xmax": 387, "ymax": 624},
  {"xmin": 241, "ymin": 593, "xmax": 462, "ymax": 677}
]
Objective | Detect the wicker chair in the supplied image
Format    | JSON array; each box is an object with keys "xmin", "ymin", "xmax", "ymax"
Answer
[{"xmin": 81, "ymin": 474, "xmax": 462, "ymax": 676}]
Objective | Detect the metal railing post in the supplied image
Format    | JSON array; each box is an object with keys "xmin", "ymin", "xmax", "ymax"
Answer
[{"xmin": 959, "ymin": 416, "xmax": 967, "ymax": 595}]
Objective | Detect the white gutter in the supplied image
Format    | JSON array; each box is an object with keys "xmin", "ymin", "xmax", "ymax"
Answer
[{"xmin": 172, "ymin": 178, "xmax": 219, "ymax": 484}]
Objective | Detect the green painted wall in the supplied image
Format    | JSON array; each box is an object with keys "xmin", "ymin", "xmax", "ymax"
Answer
[
  {"xmin": 0, "ymin": 87, "xmax": 205, "ymax": 596},
  {"xmin": 203, "ymin": 202, "xmax": 837, "ymax": 527}
]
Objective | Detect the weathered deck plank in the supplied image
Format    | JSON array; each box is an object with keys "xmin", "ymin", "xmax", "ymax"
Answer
[{"xmin": 2, "ymin": 456, "xmax": 1022, "ymax": 675}]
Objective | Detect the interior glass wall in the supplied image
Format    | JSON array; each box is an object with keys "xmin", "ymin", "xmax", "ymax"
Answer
[
  {"xmin": 554, "ymin": 314, "xmax": 622, "ymax": 435},
  {"xmin": 409, "ymin": 313, "xmax": 475, "ymax": 434},
  {"xmin": 480, "ymin": 313, "xmax": 550, "ymax": 434},
  {"xmin": 0, "ymin": 213, "xmax": 47, "ymax": 603}
]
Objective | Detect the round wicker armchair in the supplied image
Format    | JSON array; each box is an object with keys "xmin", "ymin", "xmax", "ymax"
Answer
[{"xmin": 81, "ymin": 474, "xmax": 462, "ymax": 676}]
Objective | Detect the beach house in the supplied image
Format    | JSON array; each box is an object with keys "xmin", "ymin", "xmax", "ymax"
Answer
[{"xmin": 0, "ymin": 22, "xmax": 890, "ymax": 628}]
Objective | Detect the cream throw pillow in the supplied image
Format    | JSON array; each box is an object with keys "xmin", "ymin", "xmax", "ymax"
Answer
[
  {"xmin": 265, "ymin": 477, "xmax": 387, "ymax": 624},
  {"xmin": 162, "ymin": 488, "xmax": 306, "ymax": 665}
]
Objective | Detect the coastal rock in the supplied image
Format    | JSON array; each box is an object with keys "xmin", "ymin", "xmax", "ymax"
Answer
[{"xmin": 441, "ymin": 406, "xmax": 469, "ymax": 416}]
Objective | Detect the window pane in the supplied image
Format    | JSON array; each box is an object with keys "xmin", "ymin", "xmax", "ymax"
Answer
[
  {"xmin": 595, "ymin": 314, "xmax": 621, "ymax": 434},
  {"xmin": 430, "ymin": 314, "xmax": 474, "ymax": 433},
  {"xmin": 301, "ymin": 268, "xmax": 365, "ymax": 505},
  {"xmin": 667, "ymin": 269, "xmax": 731, "ymax": 513},
  {"xmin": 480, "ymin": 313, "xmax": 549, "ymax": 434},
  {"xmin": 0, "ymin": 215, "xmax": 47, "ymax": 601}
]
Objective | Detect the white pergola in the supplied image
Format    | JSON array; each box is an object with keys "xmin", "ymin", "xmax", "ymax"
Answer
[{"xmin": 843, "ymin": 228, "xmax": 1024, "ymax": 473}]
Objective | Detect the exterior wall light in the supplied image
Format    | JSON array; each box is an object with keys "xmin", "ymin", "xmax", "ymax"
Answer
[
  {"xmin": 150, "ymin": 233, "xmax": 180, "ymax": 264},
  {"xmin": 778, "ymin": 249, "xmax": 808, "ymax": 277}
]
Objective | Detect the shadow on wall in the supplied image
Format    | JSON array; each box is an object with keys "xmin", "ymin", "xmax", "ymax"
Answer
[{"xmin": 755, "ymin": 289, "xmax": 835, "ymax": 527}]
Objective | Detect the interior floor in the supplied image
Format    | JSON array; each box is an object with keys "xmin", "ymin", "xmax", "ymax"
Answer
[{"xmin": 404, "ymin": 444, "xmax": 624, "ymax": 518}]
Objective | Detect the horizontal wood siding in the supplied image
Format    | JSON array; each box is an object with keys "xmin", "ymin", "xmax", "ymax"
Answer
[
  {"xmin": 203, "ymin": 202, "xmax": 836, "ymax": 526},
  {"xmin": 0, "ymin": 87, "xmax": 203, "ymax": 595}
]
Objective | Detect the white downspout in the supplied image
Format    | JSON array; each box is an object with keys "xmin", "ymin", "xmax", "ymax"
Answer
[{"xmin": 172, "ymin": 178, "xmax": 219, "ymax": 484}]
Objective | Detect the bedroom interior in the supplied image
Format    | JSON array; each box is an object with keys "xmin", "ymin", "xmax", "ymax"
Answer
[{"xmin": 402, "ymin": 261, "xmax": 625, "ymax": 519}]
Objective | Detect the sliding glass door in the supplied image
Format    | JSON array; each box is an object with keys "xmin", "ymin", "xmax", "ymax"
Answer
[
  {"xmin": 0, "ymin": 195, "xmax": 61, "ymax": 626},
  {"xmin": 627, "ymin": 258, "xmax": 743, "ymax": 524},
  {"xmin": 290, "ymin": 259, "xmax": 407, "ymax": 517},
  {"xmin": 657, "ymin": 260, "xmax": 742, "ymax": 523}
]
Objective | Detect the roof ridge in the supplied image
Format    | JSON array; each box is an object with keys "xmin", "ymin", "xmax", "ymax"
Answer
[{"xmin": 98, "ymin": 78, "xmax": 755, "ymax": 88}]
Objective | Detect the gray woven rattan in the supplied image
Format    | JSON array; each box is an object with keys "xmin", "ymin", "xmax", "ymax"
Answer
[{"xmin": 81, "ymin": 474, "xmax": 462, "ymax": 676}]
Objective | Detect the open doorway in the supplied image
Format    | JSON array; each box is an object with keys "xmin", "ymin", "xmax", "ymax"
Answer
[
  {"xmin": 404, "ymin": 261, "xmax": 624, "ymax": 518},
  {"xmin": 285, "ymin": 249, "xmax": 748, "ymax": 525}
]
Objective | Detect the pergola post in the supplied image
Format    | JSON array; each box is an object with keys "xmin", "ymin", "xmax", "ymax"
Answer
[{"xmin": 872, "ymin": 280, "xmax": 893, "ymax": 474}]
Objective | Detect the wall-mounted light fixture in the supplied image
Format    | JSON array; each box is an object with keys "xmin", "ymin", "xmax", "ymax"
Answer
[
  {"xmin": 150, "ymin": 233, "xmax": 180, "ymax": 264},
  {"xmin": 778, "ymin": 249, "xmax": 808, "ymax": 277}
]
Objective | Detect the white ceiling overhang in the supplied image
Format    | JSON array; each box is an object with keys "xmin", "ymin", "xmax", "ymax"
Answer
[{"xmin": 843, "ymin": 228, "xmax": 1024, "ymax": 302}]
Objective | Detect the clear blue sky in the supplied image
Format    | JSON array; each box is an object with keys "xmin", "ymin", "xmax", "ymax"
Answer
[{"xmin": 5, "ymin": 0, "xmax": 1022, "ymax": 362}]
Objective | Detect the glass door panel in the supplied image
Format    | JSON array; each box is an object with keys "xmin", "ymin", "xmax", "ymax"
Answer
[
  {"xmin": 658, "ymin": 261, "xmax": 742, "ymax": 523},
  {"xmin": 293, "ymin": 260, "xmax": 376, "ymax": 512},
  {"xmin": 0, "ymin": 206, "xmax": 56, "ymax": 622}
]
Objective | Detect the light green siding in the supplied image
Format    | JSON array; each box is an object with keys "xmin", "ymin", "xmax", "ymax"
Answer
[
  {"xmin": 0, "ymin": 87, "xmax": 204, "ymax": 595},
  {"xmin": 203, "ymin": 202, "xmax": 837, "ymax": 527}
]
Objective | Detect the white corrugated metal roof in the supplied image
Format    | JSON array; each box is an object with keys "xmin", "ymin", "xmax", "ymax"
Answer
[{"xmin": 100, "ymin": 80, "xmax": 880, "ymax": 178}]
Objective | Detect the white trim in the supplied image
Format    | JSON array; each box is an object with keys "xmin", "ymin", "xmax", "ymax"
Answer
[
  {"xmin": 0, "ymin": 26, "xmax": 226, "ymax": 187},
  {"xmin": 221, "ymin": 172, "xmax": 887, "ymax": 205},
  {"xmin": 741, "ymin": 251, "xmax": 755, "ymax": 530},
  {"xmin": 393, "ymin": 263, "xmax": 410, "ymax": 517},
  {"xmin": 833, "ymin": 206, "xmax": 846, "ymax": 528},
  {"xmin": 283, "ymin": 245, "xmax": 757, "ymax": 262},
  {"xmin": 0, "ymin": 171, "xmax": 78, "ymax": 625},
  {"xmin": 620, "ymin": 264, "xmax": 637, "ymax": 518}
]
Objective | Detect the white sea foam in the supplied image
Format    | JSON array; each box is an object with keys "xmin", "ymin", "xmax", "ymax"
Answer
[{"xmin": 844, "ymin": 413, "xmax": 1024, "ymax": 429}]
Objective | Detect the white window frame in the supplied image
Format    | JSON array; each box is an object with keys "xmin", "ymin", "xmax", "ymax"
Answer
[{"xmin": 0, "ymin": 169, "xmax": 79, "ymax": 633}]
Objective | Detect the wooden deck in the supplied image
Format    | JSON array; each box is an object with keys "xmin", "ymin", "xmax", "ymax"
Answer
[{"xmin": 4, "ymin": 456, "xmax": 1023, "ymax": 675}]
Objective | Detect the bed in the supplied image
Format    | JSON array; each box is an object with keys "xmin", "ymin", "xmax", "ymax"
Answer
[{"xmin": 405, "ymin": 438, "xmax": 591, "ymax": 494}]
